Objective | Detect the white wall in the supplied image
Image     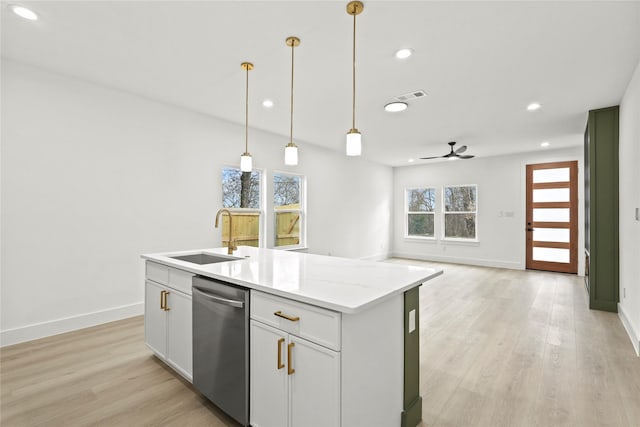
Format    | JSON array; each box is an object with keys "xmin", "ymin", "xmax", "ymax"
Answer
[
  {"xmin": 618, "ymin": 58, "xmax": 640, "ymax": 356},
  {"xmin": 392, "ymin": 147, "xmax": 584, "ymax": 272},
  {"xmin": 0, "ymin": 60, "xmax": 392, "ymax": 346}
]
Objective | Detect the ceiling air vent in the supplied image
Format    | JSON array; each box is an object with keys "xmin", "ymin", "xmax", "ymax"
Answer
[{"xmin": 396, "ymin": 90, "xmax": 427, "ymax": 101}]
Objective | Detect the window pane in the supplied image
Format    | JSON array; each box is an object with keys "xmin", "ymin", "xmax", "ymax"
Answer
[
  {"xmin": 407, "ymin": 188, "xmax": 435, "ymax": 212},
  {"xmin": 533, "ymin": 208, "xmax": 569, "ymax": 222},
  {"xmin": 533, "ymin": 247, "xmax": 570, "ymax": 263},
  {"xmin": 274, "ymin": 173, "xmax": 301, "ymax": 210},
  {"xmin": 533, "ymin": 168, "xmax": 569, "ymax": 184},
  {"xmin": 221, "ymin": 213, "xmax": 260, "ymax": 247},
  {"xmin": 533, "ymin": 188, "xmax": 570, "ymax": 203},
  {"xmin": 444, "ymin": 186, "xmax": 476, "ymax": 212},
  {"xmin": 533, "ymin": 228, "xmax": 570, "ymax": 243},
  {"xmin": 222, "ymin": 167, "xmax": 261, "ymax": 209},
  {"xmin": 275, "ymin": 212, "xmax": 300, "ymax": 247},
  {"xmin": 444, "ymin": 213, "xmax": 476, "ymax": 239},
  {"xmin": 408, "ymin": 213, "xmax": 434, "ymax": 237}
]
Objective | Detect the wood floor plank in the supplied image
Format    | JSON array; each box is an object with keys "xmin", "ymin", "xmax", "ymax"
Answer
[{"xmin": 2, "ymin": 262, "xmax": 639, "ymax": 426}]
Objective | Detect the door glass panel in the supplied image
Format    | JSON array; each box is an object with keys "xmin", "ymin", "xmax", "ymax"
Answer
[
  {"xmin": 533, "ymin": 168, "xmax": 570, "ymax": 183},
  {"xmin": 533, "ymin": 208, "xmax": 570, "ymax": 222},
  {"xmin": 533, "ymin": 188, "xmax": 570, "ymax": 203},
  {"xmin": 533, "ymin": 228, "xmax": 570, "ymax": 243},
  {"xmin": 533, "ymin": 247, "xmax": 570, "ymax": 263}
]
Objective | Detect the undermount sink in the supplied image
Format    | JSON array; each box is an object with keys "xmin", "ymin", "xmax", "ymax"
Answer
[{"xmin": 169, "ymin": 253, "xmax": 239, "ymax": 265}]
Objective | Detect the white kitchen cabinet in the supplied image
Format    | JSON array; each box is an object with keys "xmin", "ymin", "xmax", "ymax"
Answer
[
  {"xmin": 250, "ymin": 320, "xmax": 340, "ymax": 427},
  {"xmin": 144, "ymin": 262, "xmax": 193, "ymax": 382},
  {"xmin": 144, "ymin": 280, "xmax": 167, "ymax": 358}
]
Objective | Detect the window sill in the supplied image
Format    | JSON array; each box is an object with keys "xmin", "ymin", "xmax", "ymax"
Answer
[
  {"xmin": 404, "ymin": 236, "xmax": 437, "ymax": 243},
  {"xmin": 440, "ymin": 238, "xmax": 480, "ymax": 246}
]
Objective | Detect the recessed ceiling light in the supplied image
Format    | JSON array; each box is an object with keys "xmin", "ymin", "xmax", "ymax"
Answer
[
  {"xmin": 541, "ymin": 141, "xmax": 550, "ymax": 148},
  {"xmin": 408, "ymin": 158, "xmax": 414, "ymax": 163},
  {"xmin": 9, "ymin": 4, "xmax": 38, "ymax": 21},
  {"xmin": 527, "ymin": 102, "xmax": 541, "ymax": 111},
  {"xmin": 395, "ymin": 48, "xmax": 413, "ymax": 59},
  {"xmin": 262, "ymin": 99, "xmax": 274, "ymax": 108},
  {"xmin": 384, "ymin": 102, "xmax": 408, "ymax": 112}
]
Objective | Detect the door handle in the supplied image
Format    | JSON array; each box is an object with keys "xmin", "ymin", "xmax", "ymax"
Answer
[
  {"xmin": 527, "ymin": 228, "xmax": 534, "ymax": 232},
  {"xmin": 277, "ymin": 338, "xmax": 285, "ymax": 370},
  {"xmin": 163, "ymin": 291, "xmax": 170, "ymax": 311},
  {"xmin": 287, "ymin": 342, "xmax": 295, "ymax": 375},
  {"xmin": 160, "ymin": 290, "xmax": 166, "ymax": 310}
]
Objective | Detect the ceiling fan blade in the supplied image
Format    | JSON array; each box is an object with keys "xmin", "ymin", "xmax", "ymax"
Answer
[
  {"xmin": 419, "ymin": 155, "xmax": 444, "ymax": 160},
  {"xmin": 454, "ymin": 145, "xmax": 468, "ymax": 154},
  {"xmin": 458, "ymin": 155, "xmax": 475, "ymax": 159}
]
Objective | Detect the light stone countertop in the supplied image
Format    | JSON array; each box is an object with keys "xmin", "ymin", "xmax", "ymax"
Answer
[{"xmin": 142, "ymin": 247, "xmax": 442, "ymax": 314}]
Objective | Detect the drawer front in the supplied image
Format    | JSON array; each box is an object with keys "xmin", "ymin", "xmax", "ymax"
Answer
[
  {"xmin": 146, "ymin": 261, "xmax": 169, "ymax": 285},
  {"xmin": 168, "ymin": 268, "xmax": 194, "ymax": 295},
  {"xmin": 251, "ymin": 291, "xmax": 341, "ymax": 351}
]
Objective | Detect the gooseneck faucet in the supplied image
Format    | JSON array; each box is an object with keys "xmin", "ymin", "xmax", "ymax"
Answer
[{"xmin": 214, "ymin": 208, "xmax": 237, "ymax": 255}]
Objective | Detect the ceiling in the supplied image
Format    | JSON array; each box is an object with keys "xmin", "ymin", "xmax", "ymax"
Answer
[{"xmin": 2, "ymin": 1, "xmax": 640, "ymax": 166}]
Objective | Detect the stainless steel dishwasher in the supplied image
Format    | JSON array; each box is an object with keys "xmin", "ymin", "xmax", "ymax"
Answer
[{"xmin": 192, "ymin": 275, "xmax": 249, "ymax": 427}]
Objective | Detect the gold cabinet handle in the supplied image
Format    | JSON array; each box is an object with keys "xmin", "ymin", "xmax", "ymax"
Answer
[
  {"xmin": 274, "ymin": 311, "xmax": 300, "ymax": 322},
  {"xmin": 160, "ymin": 290, "xmax": 166, "ymax": 310},
  {"xmin": 277, "ymin": 338, "xmax": 285, "ymax": 370},
  {"xmin": 287, "ymin": 342, "xmax": 295, "ymax": 375},
  {"xmin": 163, "ymin": 291, "xmax": 170, "ymax": 311}
]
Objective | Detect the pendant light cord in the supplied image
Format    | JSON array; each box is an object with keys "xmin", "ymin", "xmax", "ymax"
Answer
[
  {"xmin": 245, "ymin": 65, "xmax": 249, "ymax": 154},
  {"xmin": 352, "ymin": 5, "xmax": 357, "ymax": 130},
  {"xmin": 290, "ymin": 42, "xmax": 295, "ymax": 144}
]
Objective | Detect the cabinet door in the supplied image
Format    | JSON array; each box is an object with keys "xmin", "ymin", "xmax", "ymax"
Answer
[
  {"xmin": 250, "ymin": 321, "xmax": 288, "ymax": 427},
  {"xmin": 166, "ymin": 290, "xmax": 193, "ymax": 381},
  {"xmin": 144, "ymin": 280, "xmax": 167, "ymax": 358},
  {"xmin": 289, "ymin": 336, "xmax": 341, "ymax": 427}
]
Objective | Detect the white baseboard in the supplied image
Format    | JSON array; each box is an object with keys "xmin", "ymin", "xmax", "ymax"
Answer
[
  {"xmin": 390, "ymin": 252, "xmax": 523, "ymax": 270},
  {"xmin": 359, "ymin": 251, "xmax": 390, "ymax": 262},
  {"xmin": 618, "ymin": 303, "xmax": 640, "ymax": 357},
  {"xmin": 0, "ymin": 302, "xmax": 144, "ymax": 348}
]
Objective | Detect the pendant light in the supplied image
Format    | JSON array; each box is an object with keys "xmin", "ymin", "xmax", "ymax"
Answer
[
  {"xmin": 284, "ymin": 37, "xmax": 300, "ymax": 166},
  {"xmin": 240, "ymin": 62, "xmax": 254, "ymax": 172},
  {"xmin": 346, "ymin": 1, "xmax": 364, "ymax": 156}
]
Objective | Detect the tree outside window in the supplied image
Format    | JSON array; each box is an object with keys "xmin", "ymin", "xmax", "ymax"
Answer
[
  {"xmin": 406, "ymin": 188, "xmax": 436, "ymax": 237},
  {"xmin": 443, "ymin": 185, "xmax": 477, "ymax": 240},
  {"xmin": 273, "ymin": 172, "xmax": 303, "ymax": 248},
  {"xmin": 221, "ymin": 167, "xmax": 262, "ymax": 247}
]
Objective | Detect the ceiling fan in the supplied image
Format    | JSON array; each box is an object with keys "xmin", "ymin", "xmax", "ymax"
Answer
[{"xmin": 420, "ymin": 141, "xmax": 475, "ymax": 160}]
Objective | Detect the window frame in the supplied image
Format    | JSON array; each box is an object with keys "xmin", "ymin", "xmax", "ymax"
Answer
[
  {"xmin": 271, "ymin": 170, "xmax": 306, "ymax": 250},
  {"xmin": 221, "ymin": 165, "xmax": 266, "ymax": 248},
  {"xmin": 404, "ymin": 187, "xmax": 437, "ymax": 240},
  {"xmin": 441, "ymin": 184, "xmax": 478, "ymax": 242}
]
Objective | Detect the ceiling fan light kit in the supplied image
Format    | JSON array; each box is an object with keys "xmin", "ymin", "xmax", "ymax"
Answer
[{"xmin": 420, "ymin": 141, "xmax": 475, "ymax": 160}]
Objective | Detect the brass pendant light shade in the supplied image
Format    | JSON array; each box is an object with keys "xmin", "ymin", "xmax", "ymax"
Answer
[
  {"xmin": 285, "ymin": 36, "xmax": 300, "ymax": 166},
  {"xmin": 346, "ymin": 1, "xmax": 364, "ymax": 157},
  {"xmin": 240, "ymin": 62, "xmax": 254, "ymax": 172}
]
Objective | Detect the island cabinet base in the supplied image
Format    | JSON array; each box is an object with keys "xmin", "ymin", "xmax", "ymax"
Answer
[{"xmin": 250, "ymin": 289, "xmax": 420, "ymax": 427}]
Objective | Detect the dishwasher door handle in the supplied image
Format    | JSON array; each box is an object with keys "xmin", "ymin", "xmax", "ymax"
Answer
[{"xmin": 193, "ymin": 287, "xmax": 245, "ymax": 308}]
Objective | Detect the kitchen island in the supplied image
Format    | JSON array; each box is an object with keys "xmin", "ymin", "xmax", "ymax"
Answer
[{"xmin": 142, "ymin": 247, "xmax": 442, "ymax": 427}]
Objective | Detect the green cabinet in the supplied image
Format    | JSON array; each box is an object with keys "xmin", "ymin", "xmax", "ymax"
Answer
[{"xmin": 584, "ymin": 106, "xmax": 619, "ymax": 312}]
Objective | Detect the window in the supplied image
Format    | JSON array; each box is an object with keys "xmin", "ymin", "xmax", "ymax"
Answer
[
  {"xmin": 273, "ymin": 172, "xmax": 304, "ymax": 248},
  {"xmin": 443, "ymin": 185, "xmax": 477, "ymax": 240},
  {"xmin": 221, "ymin": 167, "xmax": 263, "ymax": 247},
  {"xmin": 406, "ymin": 188, "xmax": 436, "ymax": 238}
]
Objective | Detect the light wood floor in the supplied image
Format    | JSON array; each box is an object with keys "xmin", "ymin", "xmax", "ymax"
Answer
[{"xmin": 2, "ymin": 262, "xmax": 639, "ymax": 426}]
